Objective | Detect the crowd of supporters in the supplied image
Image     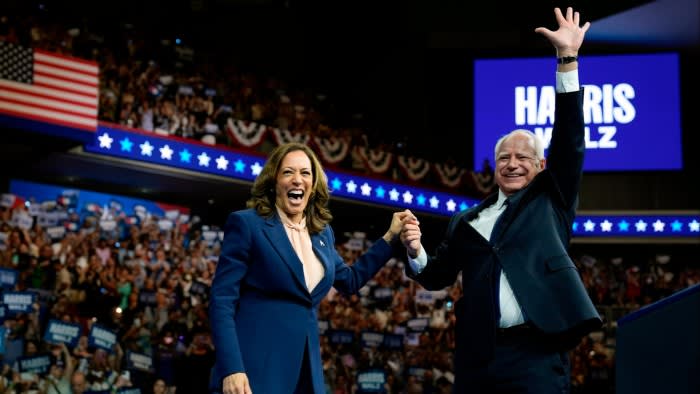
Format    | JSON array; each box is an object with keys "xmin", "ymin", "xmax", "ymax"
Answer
[
  {"xmin": 1, "ymin": 12, "xmax": 496, "ymax": 199},
  {"xmin": 1, "ymin": 190, "xmax": 698, "ymax": 393}
]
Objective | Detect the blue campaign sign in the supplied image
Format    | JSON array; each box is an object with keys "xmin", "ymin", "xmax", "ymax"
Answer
[
  {"xmin": 88, "ymin": 323, "xmax": 117, "ymax": 352},
  {"xmin": 44, "ymin": 319, "xmax": 82, "ymax": 348},
  {"xmin": 473, "ymin": 53, "xmax": 682, "ymax": 172},
  {"xmin": 2, "ymin": 291, "xmax": 36, "ymax": 314},
  {"xmin": 0, "ymin": 327, "xmax": 6, "ymax": 354},
  {"xmin": 126, "ymin": 350, "xmax": 154, "ymax": 373},
  {"xmin": 326, "ymin": 329, "xmax": 355, "ymax": 345},
  {"xmin": 18, "ymin": 354, "xmax": 52, "ymax": 374},
  {"xmin": 356, "ymin": 369, "xmax": 387, "ymax": 393},
  {"xmin": 0, "ymin": 268, "xmax": 18, "ymax": 289}
]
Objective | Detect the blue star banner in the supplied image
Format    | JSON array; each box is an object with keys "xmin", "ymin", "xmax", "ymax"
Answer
[{"xmin": 84, "ymin": 125, "xmax": 700, "ymax": 239}]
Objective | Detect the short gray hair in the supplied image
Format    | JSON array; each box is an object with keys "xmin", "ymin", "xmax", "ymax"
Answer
[{"xmin": 494, "ymin": 129, "xmax": 545, "ymax": 162}]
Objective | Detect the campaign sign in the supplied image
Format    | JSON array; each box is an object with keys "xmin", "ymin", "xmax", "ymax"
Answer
[
  {"xmin": 3, "ymin": 291, "xmax": 36, "ymax": 313},
  {"xmin": 360, "ymin": 331, "xmax": 384, "ymax": 348},
  {"xmin": 138, "ymin": 291, "xmax": 157, "ymax": 307},
  {"xmin": 327, "ymin": 329, "xmax": 355, "ymax": 345},
  {"xmin": 0, "ymin": 267, "xmax": 18, "ymax": 288},
  {"xmin": 44, "ymin": 319, "xmax": 81, "ymax": 347},
  {"xmin": 88, "ymin": 324, "xmax": 117, "ymax": 352},
  {"xmin": 473, "ymin": 53, "xmax": 682, "ymax": 172},
  {"xmin": 0, "ymin": 326, "xmax": 6, "ymax": 354},
  {"xmin": 318, "ymin": 320, "xmax": 329, "ymax": 335},
  {"xmin": 356, "ymin": 369, "xmax": 387, "ymax": 393},
  {"xmin": 126, "ymin": 350, "xmax": 154, "ymax": 373},
  {"xmin": 18, "ymin": 354, "xmax": 52, "ymax": 374},
  {"xmin": 117, "ymin": 389, "xmax": 142, "ymax": 394},
  {"xmin": 381, "ymin": 333, "xmax": 404, "ymax": 350},
  {"xmin": 407, "ymin": 366, "xmax": 428, "ymax": 381},
  {"xmin": 189, "ymin": 280, "xmax": 209, "ymax": 296},
  {"xmin": 406, "ymin": 318, "xmax": 429, "ymax": 332}
]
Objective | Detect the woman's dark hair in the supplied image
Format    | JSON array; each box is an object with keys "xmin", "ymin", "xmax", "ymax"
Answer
[{"xmin": 246, "ymin": 143, "xmax": 332, "ymax": 233}]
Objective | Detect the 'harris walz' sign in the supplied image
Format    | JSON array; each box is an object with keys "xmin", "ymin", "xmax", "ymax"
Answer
[
  {"xmin": 44, "ymin": 319, "xmax": 82, "ymax": 348},
  {"xmin": 88, "ymin": 323, "xmax": 117, "ymax": 352}
]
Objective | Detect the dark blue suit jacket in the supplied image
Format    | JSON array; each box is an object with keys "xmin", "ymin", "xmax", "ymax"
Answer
[
  {"xmin": 209, "ymin": 208, "xmax": 393, "ymax": 393},
  {"xmin": 408, "ymin": 91, "xmax": 601, "ymax": 377}
]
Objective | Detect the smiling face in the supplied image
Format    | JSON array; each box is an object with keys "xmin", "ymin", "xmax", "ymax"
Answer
[
  {"xmin": 494, "ymin": 133, "xmax": 545, "ymax": 196},
  {"xmin": 275, "ymin": 150, "xmax": 313, "ymax": 223}
]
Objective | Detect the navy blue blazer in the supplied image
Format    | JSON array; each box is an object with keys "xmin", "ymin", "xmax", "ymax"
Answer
[
  {"xmin": 408, "ymin": 91, "xmax": 602, "ymax": 371},
  {"xmin": 209, "ymin": 208, "xmax": 393, "ymax": 393}
]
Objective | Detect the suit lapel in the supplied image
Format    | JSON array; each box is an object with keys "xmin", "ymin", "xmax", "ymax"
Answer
[
  {"xmin": 310, "ymin": 232, "xmax": 332, "ymax": 298},
  {"xmin": 262, "ymin": 214, "xmax": 309, "ymax": 294}
]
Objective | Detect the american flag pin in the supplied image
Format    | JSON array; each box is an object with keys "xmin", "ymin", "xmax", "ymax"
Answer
[{"xmin": 320, "ymin": 240, "xmax": 325, "ymax": 246}]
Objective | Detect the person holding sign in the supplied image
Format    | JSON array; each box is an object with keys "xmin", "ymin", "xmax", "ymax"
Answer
[
  {"xmin": 209, "ymin": 142, "xmax": 413, "ymax": 394},
  {"xmin": 399, "ymin": 8, "xmax": 602, "ymax": 393}
]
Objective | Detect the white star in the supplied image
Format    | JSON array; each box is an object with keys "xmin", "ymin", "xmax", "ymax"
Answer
[
  {"xmin": 345, "ymin": 180, "xmax": 357, "ymax": 193},
  {"xmin": 159, "ymin": 145, "xmax": 173, "ymax": 160},
  {"xmin": 635, "ymin": 220, "xmax": 648, "ymax": 232},
  {"xmin": 215, "ymin": 155, "xmax": 229, "ymax": 170},
  {"xmin": 360, "ymin": 183, "xmax": 372, "ymax": 196},
  {"xmin": 429, "ymin": 196, "xmax": 440, "ymax": 209},
  {"xmin": 197, "ymin": 152, "xmax": 211, "ymax": 167},
  {"xmin": 250, "ymin": 162, "xmax": 263, "ymax": 176},
  {"xmin": 446, "ymin": 199, "xmax": 456, "ymax": 212},
  {"xmin": 139, "ymin": 141, "xmax": 154, "ymax": 156},
  {"xmin": 584, "ymin": 219, "xmax": 595, "ymax": 232},
  {"xmin": 690, "ymin": 220, "xmax": 700, "ymax": 232},
  {"xmin": 389, "ymin": 188, "xmax": 399, "ymax": 201},
  {"xmin": 98, "ymin": 133, "xmax": 113, "ymax": 149},
  {"xmin": 600, "ymin": 220, "xmax": 613, "ymax": 232},
  {"xmin": 652, "ymin": 219, "xmax": 665, "ymax": 232},
  {"xmin": 402, "ymin": 190, "xmax": 413, "ymax": 204}
]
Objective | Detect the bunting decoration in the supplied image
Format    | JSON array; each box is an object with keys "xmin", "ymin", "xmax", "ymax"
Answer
[
  {"xmin": 270, "ymin": 127, "xmax": 310, "ymax": 146},
  {"xmin": 357, "ymin": 146, "xmax": 393, "ymax": 174},
  {"xmin": 397, "ymin": 156, "xmax": 431, "ymax": 181},
  {"xmin": 313, "ymin": 136, "xmax": 350, "ymax": 165},
  {"xmin": 226, "ymin": 119, "xmax": 268, "ymax": 148},
  {"xmin": 434, "ymin": 162, "xmax": 467, "ymax": 188}
]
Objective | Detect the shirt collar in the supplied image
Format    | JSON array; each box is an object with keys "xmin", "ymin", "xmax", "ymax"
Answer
[{"xmin": 496, "ymin": 190, "xmax": 509, "ymax": 209}]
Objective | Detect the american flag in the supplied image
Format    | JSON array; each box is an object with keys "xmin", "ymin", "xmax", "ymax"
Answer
[{"xmin": 0, "ymin": 41, "xmax": 99, "ymax": 131}]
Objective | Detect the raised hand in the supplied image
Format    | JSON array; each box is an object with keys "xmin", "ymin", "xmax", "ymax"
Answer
[{"xmin": 535, "ymin": 7, "xmax": 590, "ymax": 57}]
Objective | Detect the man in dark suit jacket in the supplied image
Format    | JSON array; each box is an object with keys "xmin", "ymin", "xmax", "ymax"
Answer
[{"xmin": 399, "ymin": 7, "xmax": 602, "ymax": 393}]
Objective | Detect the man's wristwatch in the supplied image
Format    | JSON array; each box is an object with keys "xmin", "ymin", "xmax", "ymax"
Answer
[{"xmin": 557, "ymin": 56, "xmax": 578, "ymax": 64}]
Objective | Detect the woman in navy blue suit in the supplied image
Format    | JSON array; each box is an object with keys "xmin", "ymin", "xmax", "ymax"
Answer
[{"xmin": 209, "ymin": 142, "xmax": 411, "ymax": 393}]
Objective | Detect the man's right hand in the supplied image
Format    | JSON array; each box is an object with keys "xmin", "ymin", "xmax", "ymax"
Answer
[
  {"xmin": 223, "ymin": 372, "xmax": 252, "ymax": 394},
  {"xmin": 400, "ymin": 215, "xmax": 422, "ymax": 258}
]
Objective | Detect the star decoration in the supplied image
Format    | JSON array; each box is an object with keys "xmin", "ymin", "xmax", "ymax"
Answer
[
  {"xmin": 98, "ymin": 133, "xmax": 113, "ymax": 149},
  {"xmin": 216, "ymin": 155, "xmax": 229, "ymax": 170},
  {"xmin": 618, "ymin": 220, "xmax": 630, "ymax": 232},
  {"xmin": 459, "ymin": 202, "xmax": 468, "ymax": 211},
  {"xmin": 251, "ymin": 162, "xmax": 263, "ymax": 176},
  {"xmin": 446, "ymin": 199, "xmax": 456, "ymax": 212},
  {"xmin": 429, "ymin": 196, "xmax": 440, "ymax": 209},
  {"xmin": 179, "ymin": 149, "xmax": 191, "ymax": 163},
  {"xmin": 635, "ymin": 220, "xmax": 647, "ymax": 232},
  {"xmin": 600, "ymin": 220, "xmax": 613, "ymax": 232},
  {"xmin": 583, "ymin": 219, "xmax": 595, "ymax": 232},
  {"xmin": 671, "ymin": 220, "xmax": 682, "ymax": 232},
  {"xmin": 197, "ymin": 152, "xmax": 211, "ymax": 167},
  {"xmin": 652, "ymin": 219, "xmax": 665, "ymax": 232},
  {"xmin": 233, "ymin": 159, "xmax": 245, "ymax": 173},
  {"xmin": 360, "ymin": 183, "xmax": 372, "ymax": 196},
  {"xmin": 416, "ymin": 194, "xmax": 426, "ymax": 206},
  {"xmin": 139, "ymin": 141, "xmax": 154, "ymax": 156},
  {"xmin": 159, "ymin": 145, "xmax": 173, "ymax": 160},
  {"xmin": 389, "ymin": 188, "xmax": 399, "ymax": 201},
  {"xmin": 572, "ymin": 222, "xmax": 579, "ymax": 232},
  {"xmin": 331, "ymin": 178, "xmax": 342, "ymax": 191},
  {"xmin": 402, "ymin": 191, "xmax": 413, "ymax": 204},
  {"xmin": 119, "ymin": 137, "xmax": 133, "ymax": 152},
  {"xmin": 375, "ymin": 186, "xmax": 385, "ymax": 198},
  {"xmin": 345, "ymin": 180, "xmax": 357, "ymax": 194},
  {"xmin": 689, "ymin": 220, "xmax": 700, "ymax": 232}
]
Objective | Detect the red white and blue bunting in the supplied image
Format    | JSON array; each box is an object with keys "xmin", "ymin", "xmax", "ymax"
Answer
[
  {"xmin": 226, "ymin": 119, "xmax": 268, "ymax": 148},
  {"xmin": 397, "ymin": 156, "xmax": 431, "ymax": 182},
  {"xmin": 434, "ymin": 162, "xmax": 467, "ymax": 188},
  {"xmin": 313, "ymin": 136, "xmax": 350, "ymax": 165}
]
